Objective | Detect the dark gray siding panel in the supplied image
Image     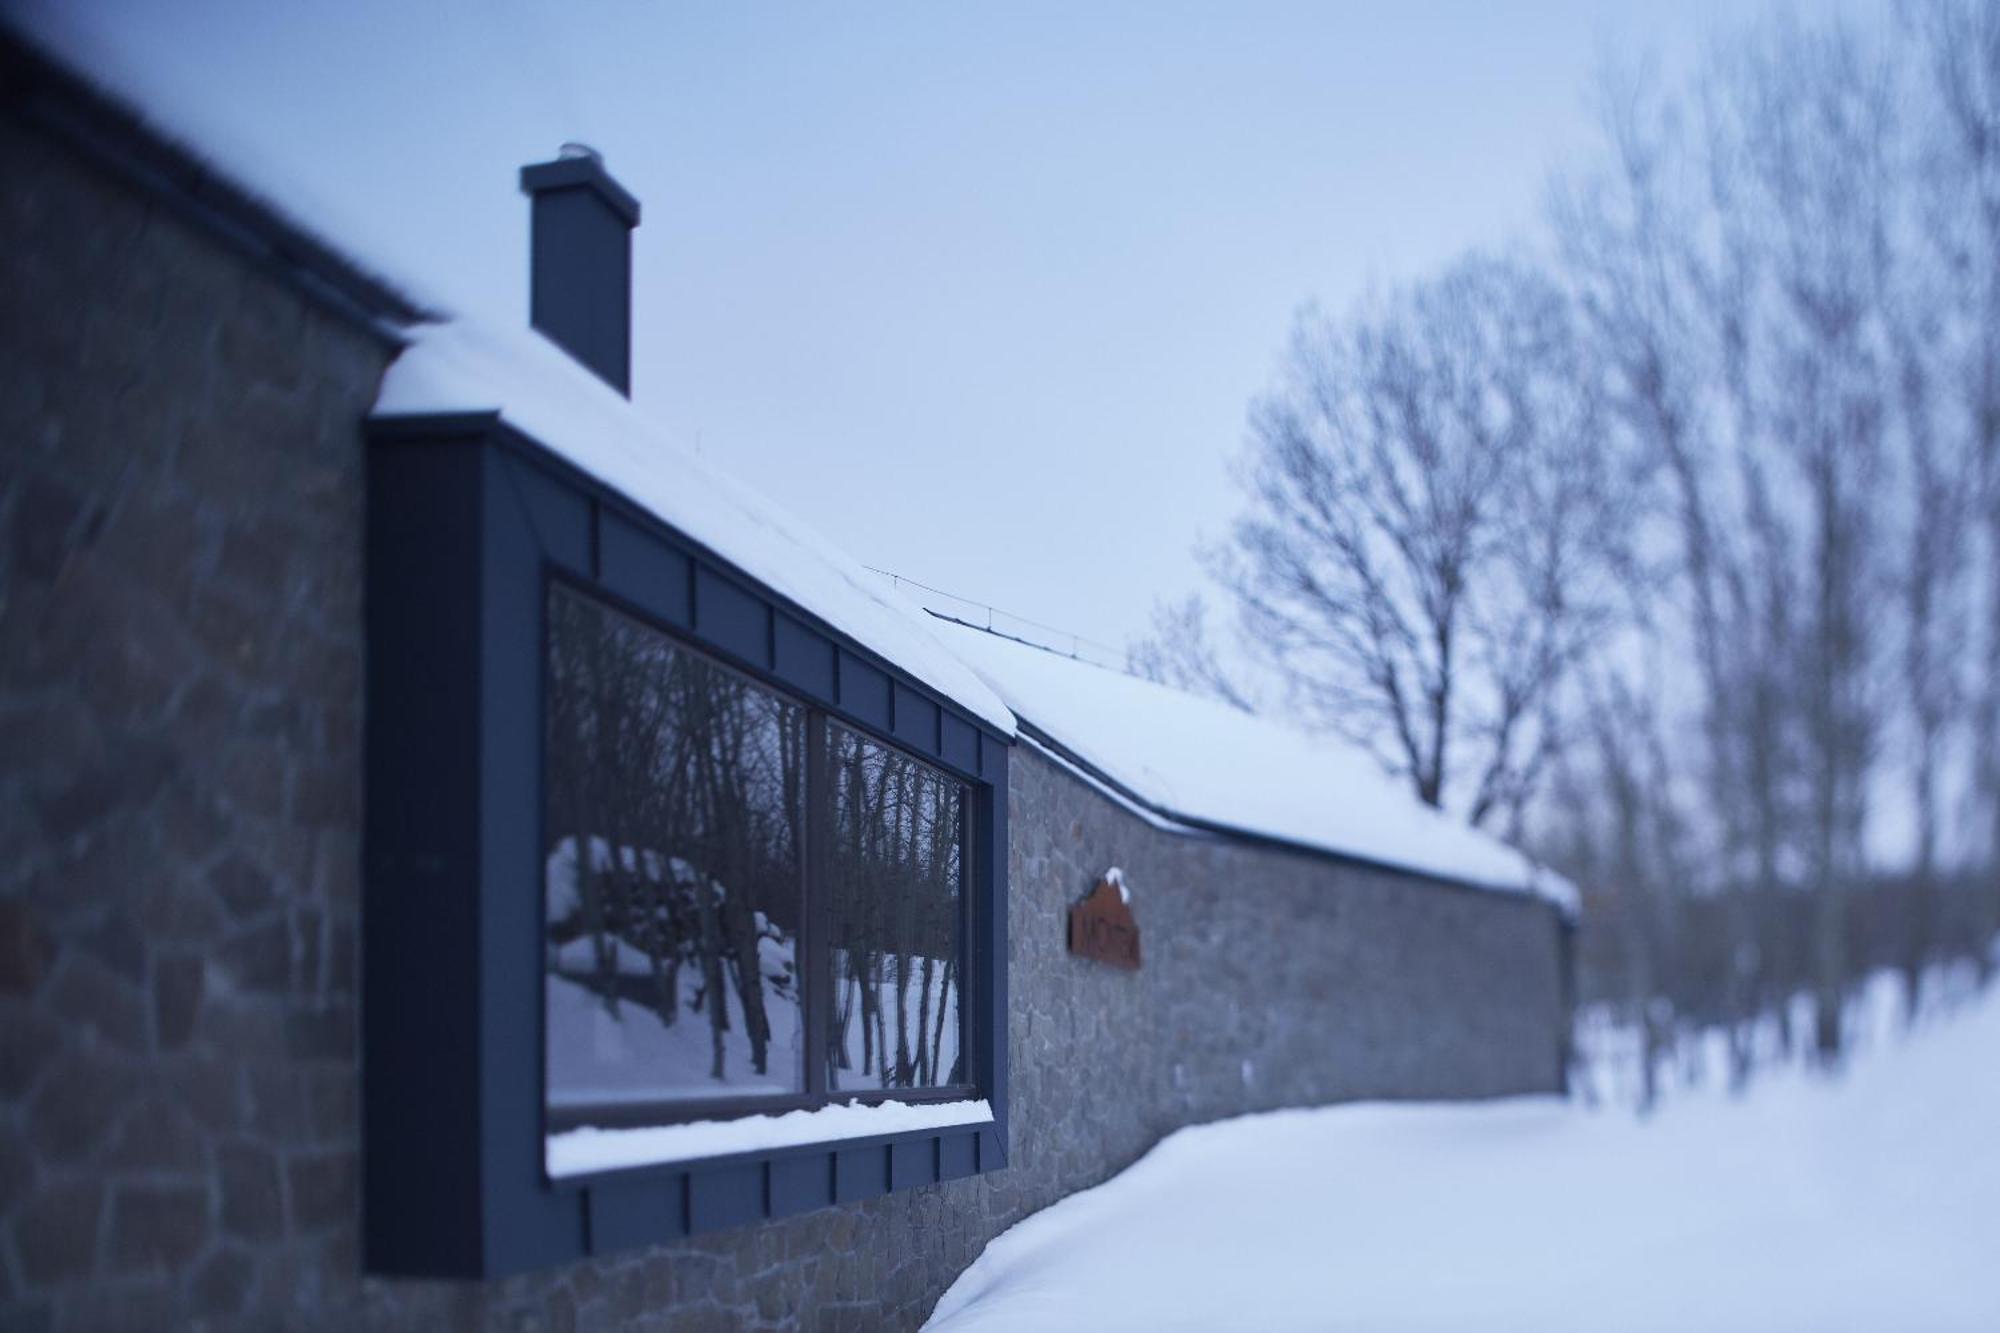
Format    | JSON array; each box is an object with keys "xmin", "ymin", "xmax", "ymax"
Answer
[
  {"xmin": 774, "ymin": 611, "xmax": 837, "ymax": 701},
  {"xmin": 586, "ymin": 1175, "xmax": 687, "ymax": 1255},
  {"xmin": 499, "ymin": 450, "xmax": 591, "ymax": 576},
  {"xmin": 768, "ymin": 1154, "xmax": 833, "ymax": 1220},
  {"xmin": 833, "ymin": 1146, "xmax": 889, "ymax": 1205},
  {"xmin": 688, "ymin": 1163, "xmax": 766, "ymax": 1234},
  {"xmin": 599, "ymin": 509, "xmax": 692, "ymax": 626},
  {"xmin": 893, "ymin": 681, "xmax": 940, "ymax": 754},
  {"xmin": 890, "ymin": 1139, "xmax": 936, "ymax": 1193},
  {"xmin": 363, "ymin": 442, "xmax": 487, "ymax": 1277},
  {"xmin": 477, "ymin": 448, "xmax": 596, "ymax": 1275},
  {"xmin": 942, "ymin": 712, "xmax": 979, "ymax": 774},
  {"xmin": 694, "ymin": 565, "xmax": 771, "ymax": 669},
  {"xmin": 938, "ymin": 1132, "xmax": 979, "ymax": 1182},
  {"xmin": 837, "ymin": 652, "xmax": 892, "ymax": 731},
  {"xmin": 980, "ymin": 730, "xmax": 1008, "ymax": 782}
]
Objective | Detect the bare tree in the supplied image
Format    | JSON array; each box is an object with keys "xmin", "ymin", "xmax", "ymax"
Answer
[
  {"xmin": 1886, "ymin": 191, "xmax": 1971, "ymax": 1012},
  {"xmin": 1549, "ymin": 17, "xmax": 1943, "ymax": 1064},
  {"xmin": 1550, "ymin": 66, "xmax": 1778, "ymax": 1066},
  {"xmin": 1214, "ymin": 255, "xmax": 1625, "ymax": 826},
  {"xmin": 1584, "ymin": 668, "xmax": 1692, "ymax": 1111},
  {"xmin": 1909, "ymin": 0, "xmax": 2000, "ymax": 974},
  {"xmin": 1710, "ymin": 19, "xmax": 1903, "ymax": 1061},
  {"xmin": 1126, "ymin": 593, "xmax": 1257, "ymax": 712}
]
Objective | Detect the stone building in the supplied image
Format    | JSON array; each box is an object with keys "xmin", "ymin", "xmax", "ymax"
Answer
[{"xmin": 1, "ymin": 29, "xmax": 1571, "ymax": 1331}]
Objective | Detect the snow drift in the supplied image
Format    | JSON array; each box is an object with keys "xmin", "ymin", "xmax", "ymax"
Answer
[{"xmin": 925, "ymin": 970, "xmax": 2000, "ymax": 1333}]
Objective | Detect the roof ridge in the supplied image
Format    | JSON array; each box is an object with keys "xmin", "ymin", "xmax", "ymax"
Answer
[{"xmin": 921, "ymin": 609, "xmax": 1136, "ymax": 676}]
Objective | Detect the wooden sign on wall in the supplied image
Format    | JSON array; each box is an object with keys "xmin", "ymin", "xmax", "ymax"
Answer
[{"xmin": 1069, "ymin": 872, "xmax": 1141, "ymax": 971}]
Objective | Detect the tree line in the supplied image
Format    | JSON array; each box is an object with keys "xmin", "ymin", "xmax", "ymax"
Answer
[{"xmin": 1135, "ymin": 0, "xmax": 2000, "ymax": 1086}]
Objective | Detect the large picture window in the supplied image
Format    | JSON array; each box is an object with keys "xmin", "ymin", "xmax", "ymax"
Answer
[
  {"xmin": 366, "ymin": 421, "xmax": 1008, "ymax": 1271},
  {"xmin": 542, "ymin": 582, "xmax": 969, "ymax": 1138}
]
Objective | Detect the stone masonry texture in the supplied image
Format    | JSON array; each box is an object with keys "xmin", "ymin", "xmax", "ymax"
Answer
[{"xmin": 1, "ymin": 111, "xmax": 1565, "ymax": 1331}]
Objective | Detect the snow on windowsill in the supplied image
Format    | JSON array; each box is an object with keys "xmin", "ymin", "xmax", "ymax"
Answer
[{"xmin": 545, "ymin": 1097, "xmax": 994, "ymax": 1180}]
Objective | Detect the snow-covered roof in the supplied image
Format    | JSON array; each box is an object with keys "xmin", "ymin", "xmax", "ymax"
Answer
[
  {"xmin": 2, "ymin": 23, "xmax": 1014, "ymax": 730},
  {"xmin": 22, "ymin": 20, "xmax": 1557, "ymax": 901},
  {"xmin": 932, "ymin": 619, "xmax": 1577, "ymax": 911},
  {"xmin": 372, "ymin": 318, "xmax": 1015, "ymax": 733}
]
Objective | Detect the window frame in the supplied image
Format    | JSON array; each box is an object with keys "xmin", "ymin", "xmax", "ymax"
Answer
[
  {"xmin": 537, "ymin": 574, "xmax": 980, "ymax": 1135},
  {"xmin": 363, "ymin": 414, "xmax": 1010, "ymax": 1278}
]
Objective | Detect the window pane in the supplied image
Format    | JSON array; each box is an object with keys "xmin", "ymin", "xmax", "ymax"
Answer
[
  {"xmin": 543, "ymin": 584, "xmax": 806, "ymax": 1120},
  {"xmin": 825, "ymin": 722, "xmax": 966, "ymax": 1092}
]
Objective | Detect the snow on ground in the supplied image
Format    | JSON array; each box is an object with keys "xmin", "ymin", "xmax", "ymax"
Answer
[
  {"xmin": 934, "ymin": 620, "xmax": 1574, "ymax": 908},
  {"xmin": 925, "ymin": 974, "xmax": 2000, "ymax": 1333},
  {"xmin": 1571, "ymin": 961, "xmax": 1997, "ymax": 1112}
]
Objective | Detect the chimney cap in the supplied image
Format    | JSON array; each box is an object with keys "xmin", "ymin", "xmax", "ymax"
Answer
[{"xmin": 520, "ymin": 149, "xmax": 641, "ymax": 227}]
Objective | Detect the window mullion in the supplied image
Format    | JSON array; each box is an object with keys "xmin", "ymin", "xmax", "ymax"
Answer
[
  {"xmin": 957, "ymin": 788, "xmax": 973, "ymax": 1091},
  {"xmin": 803, "ymin": 709, "xmax": 830, "ymax": 1107}
]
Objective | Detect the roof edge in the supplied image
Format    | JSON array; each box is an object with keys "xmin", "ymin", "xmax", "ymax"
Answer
[
  {"xmin": 366, "ymin": 400, "xmax": 1020, "ymax": 739},
  {"xmin": 1, "ymin": 23, "xmax": 434, "ymax": 341},
  {"xmin": 1016, "ymin": 718, "xmax": 1576, "ymax": 917}
]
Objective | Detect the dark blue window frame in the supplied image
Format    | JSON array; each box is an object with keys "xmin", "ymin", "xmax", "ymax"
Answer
[{"xmin": 362, "ymin": 413, "xmax": 1010, "ymax": 1278}]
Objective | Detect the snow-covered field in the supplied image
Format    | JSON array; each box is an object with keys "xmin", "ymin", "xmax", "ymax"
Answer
[{"xmin": 926, "ymin": 973, "xmax": 2000, "ymax": 1332}]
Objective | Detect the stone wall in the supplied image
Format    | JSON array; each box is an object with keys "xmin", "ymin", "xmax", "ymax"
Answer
[
  {"xmin": 0, "ymin": 112, "xmax": 401, "ymax": 1330},
  {"xmin": 0, "ymin": 110, "xmax": 1564, "ymax": 1332}
]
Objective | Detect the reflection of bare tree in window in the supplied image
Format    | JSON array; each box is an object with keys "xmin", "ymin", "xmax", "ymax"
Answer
[
  {"xmin": 826, "ymin": 724, "xmax": 965, "ymax": 1092},
  {"xmin": 541, "ymin": 583, "xmax": 968, "ymax": 1123},
  {"xmin": 544, "ymin": 586, "xmax": 804, "ymax": 1108}
]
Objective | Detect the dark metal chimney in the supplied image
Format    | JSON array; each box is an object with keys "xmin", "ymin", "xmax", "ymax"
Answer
[{"xmin": 520, "ymin": 144, "xmax": 641, "ymax": 395}]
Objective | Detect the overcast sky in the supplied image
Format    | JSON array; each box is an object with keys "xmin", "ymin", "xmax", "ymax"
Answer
[{"xmin": 11, "ymin": 0, "xmax": 1879, "ymax": 650}]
